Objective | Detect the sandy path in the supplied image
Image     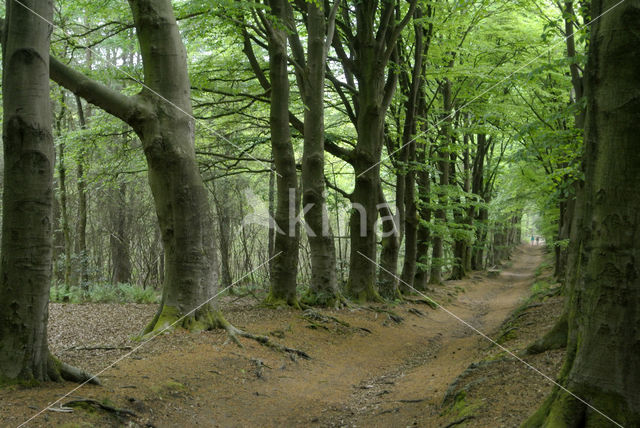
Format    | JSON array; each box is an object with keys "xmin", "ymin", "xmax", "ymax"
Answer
[{"xmin": 1, "ymin": 246, "xmax": 544, "ymax": 427}]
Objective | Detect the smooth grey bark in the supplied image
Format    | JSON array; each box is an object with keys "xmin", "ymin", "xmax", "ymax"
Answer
[
  {"xmin": 0, "ymin": 0, "xmax": 95, "ymax": 384},
  {"xmin": 524, "ymin": 1, "xmax": 640, "ymax": 425},
  {"xmin": 287, "ymin": 0, "xmax": 341, "ymax": 306},
  {"xmin": 413, "ymin": 156, "xmax": 431, "ymax": 290},
  {"xmin": 263, "ymin": 0, "xmax": 301, "ymax": 307},
  {"xmin": 54, "ymin": 92, "xmax": 73, "ymax": 288},
  {"xmin": 470, "ymin": 133, "xmax": 488, "ymax": 271},
  {"xmin": 398, "ymin": 10, "xmax": 427, "ymax": 294},
  {"xmin": 75, "ymin": 95, "xmax": 89, "ymax": 285},
  {"xmin": 343, "ymin": 0, "xmax": 416, "ymax": 302},
  {"xmin": 378, "ymin": 182, "xmax": 400, "ymax": 299},
  {"xmin": 210, "ymin": 181, "xmax": 234, "ymax": 290},
  {"xmin": 429, "ymin": 79, "xmax": 453, "ymax": 284},
  {"xmin": 109, "ymin": 183, "xmax": 132, "ymax": 285}
]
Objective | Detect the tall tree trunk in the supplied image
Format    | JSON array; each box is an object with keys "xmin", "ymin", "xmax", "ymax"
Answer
[
  {"xmin": 288, "ymin": 0, "xmax": 341, "ymax": 306},
  {"xmin": 400, "ymin": 138, "xmax": 418, "ymax": 291},
  {"xmin": 429, "ymin": 79, "xmax": 453, "ymax": 284},
  {"xmin": 75, "ymin": 95, "xmax": 89, "ymax": 286},
  {"xmin": 525, "ymin": 2, "xmax": 640, "ymax": 425},
  {"xmin": 450, "ymin": 135, "xmax": 472, "ymax": 280},
  {"xmin": 414, "ymin": 143, "xmax": 431, "ymax": 291},
  {"xmin": 46, "ymin": 0, "xmax": 228, "ymax": 334},
  {"xmin": 55, "ymin": 96, "xmax": 73, "ymax": 289},
  {"xmin": 347, "ymin": 77, "xmax": 385, "ymax": 301},
  {"xmin": 211, "ymin": 182, "xmax": 233, "ymax": 290},
  {"xmin": 109, "ymin": 183, "xmax": 132, "ymax": 285},
  {"xmin": 267, "ymin": 163, "xmax": 276, "ymax": 273},
  {"xmin": 398, "ymin": 12, "xmax": 424, "ymax": 293},
  {"xmin": 129, "ymin": 0, "xmax": 224, "ymax": 333},
  {"xmin": 471, "ymin": 133, "xmax": 487, "ymax": 271},
  {"xmin": 378, "ymin": 184, "xmax": 401, "ymax": 299},
  {"xmin": 0, "ymin": 0, "xmax": 94, "ymax": 384},
  {"xmin": 264, "ymin": 0, "xmax": 300, "ymax": 307},
  {"xmin": 346, "ymin": 1, "xmax": 402, "ymax": 302}
]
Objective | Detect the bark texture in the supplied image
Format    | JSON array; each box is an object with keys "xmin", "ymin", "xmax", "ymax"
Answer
[
  {"xmin": 290, "ymin": 0, "xmax": 341, "ymax": 306},
  {"xmin": 0, "ymin": 0, "xmax": 94, "ymax": 385},
  {"xmin": 524, "ymin": 1, "xmax": 640, "ymax": 425},
  {"xmin": 264, "ymin": 0, "xmax": 300, "ymax": 307}
]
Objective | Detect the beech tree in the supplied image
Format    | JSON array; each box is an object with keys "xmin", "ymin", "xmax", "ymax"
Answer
[
  {"xmin": 286, "ymin": 0, "xmax": 343, "ymax": 306},
  {"xmin": 48, "ymin": 0, "xmax": 228, "ymax": 333},
  {"xmin": 524, "ymin": 0, "xmax": 640, "ymax": 425},
  {"xmin": 0, "ymin": 0, "xmax": 94, "ymax": 384}
]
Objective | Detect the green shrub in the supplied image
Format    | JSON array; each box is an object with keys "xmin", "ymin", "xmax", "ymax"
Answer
[{"xmin": 50, "ymin": 282, "xmax": 159, "ymax": 304}]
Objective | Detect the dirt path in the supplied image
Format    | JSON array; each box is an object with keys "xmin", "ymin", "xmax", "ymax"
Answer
[{"xmin": 1, "ymin": 246, "xmax": 552, "ymax": 427}]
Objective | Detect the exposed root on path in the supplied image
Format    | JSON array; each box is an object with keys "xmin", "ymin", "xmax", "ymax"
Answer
[
  {"xmin": 50, "ymin": 355, "xmax": 101, "ymax": 386},
  {"xmin": 222, "ymin": 322, "xmax": 311, "ymax": 360},
  {"xmin": 403, "ymin": 296, "xmax": 439, "ymax": 309},
  {"xmin": 302, "ymin": 309, "xmax": 372, "ymax": 334},
  {"xmin": 362, "ymin": 306, "xmax": 404, "ymax": 324},
  {"xmin": 57, "ymin": 398, "xmax": 137, "ymax": 419}
]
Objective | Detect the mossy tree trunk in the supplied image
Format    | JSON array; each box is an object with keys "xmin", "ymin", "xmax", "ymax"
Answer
[
  {"xmin": 524, "ymin": 1, "xmax": 640, "ymax": 425},
  {"xmin": 0, "ymin": 0, "xmax": 94, "ymax": 385}
]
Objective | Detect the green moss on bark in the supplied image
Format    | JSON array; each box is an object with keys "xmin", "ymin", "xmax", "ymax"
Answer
[
  {"xmin": 140, "ymin": 304, "xmax": 230, "ymax": 338},
  {"xmin": 262, "ymin": 293, "xmax": 301, "ymax": 309}
]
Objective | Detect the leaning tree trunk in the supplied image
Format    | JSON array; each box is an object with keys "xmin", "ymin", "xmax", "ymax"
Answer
[
  {"xmin": 264, "ymin": 0, "xmax": 300, "ymax": 307},
  {"xmin": 129, "ymin": 0, "xmax": 226, "ymax": 334},
  {"xmin": 0, "ymin": 0, "xmax": 94, "ymax": 385},
  {"xmin": 46, "ymin": 0, "xmax": 229, "ymax": 335},
  {"xmin": 524, "ymin": 1, "xmax": 640, "ymax": 425}
]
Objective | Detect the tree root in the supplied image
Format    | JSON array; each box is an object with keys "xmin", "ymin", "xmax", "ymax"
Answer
[
  {"xmin": 56, "ymin": 398, "xmax": 137, "ymax": 418},
  {"xmin": 522, "ymin": 384, "xmax": 634, "ymax": 427},
  {"xmin": 49, "ymin": 355, "xmax": 101, "ymax": 386},
  {"xmin": 524, "ymin": 312, "xmax": 568, "ymax": 355},
  {"xmin": 408, "ymin": 308, "xmax": 425, "ymax": 317},
  {"xmin": 64, "ymin": 345, "xmax": 133, "ymax": 352},
  {"xmin": 363, "ymin": 306, "xmax": 404, "ymax": 323},
  {"xmin": 301, "ymin": 309, "xmax": 371, "ymax": 334},
  {"xmin": 404, "ymin": 296, "xmax": 439, "ymax": 309},
  {"xmin": 140, "ymin": 305, "xmax": 229, "ymax": 338},
  {"xmin": 443, "ymin": 415, "xmax": 475, "ymax": 428},
  {"xmin": 262, "ymin": 293, "xmax": 302, "ymax": 310},
  {"xmin": 222, "ymin": 323, "xmax": 310, "ymax": 360},
  {"xmin": 301, "ymin": 290, "xmax": 349, "ymax": 308}
]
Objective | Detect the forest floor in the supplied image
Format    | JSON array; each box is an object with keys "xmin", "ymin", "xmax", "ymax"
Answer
[{"xmin": 0, "ymin": 245, "xmax": 566, "ymax": 428}]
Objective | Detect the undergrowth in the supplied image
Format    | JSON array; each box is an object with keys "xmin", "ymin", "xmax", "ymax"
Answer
[{"xmin": 50, "ymin": 283, "xmax": 160, "ymax": 304}]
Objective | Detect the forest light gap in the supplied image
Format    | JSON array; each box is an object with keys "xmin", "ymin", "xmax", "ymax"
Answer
[
  {"xmin": 356, "ymin": 251, "xmax": 625, "ymax": 428},
  {"xmin": 17, "ymin": 252, "xmax": 283, "ymax": 428},
  {"xmin": 356, "ymin": 0, "xmax": 627, "ymax": 180},
  {"xmin": 10, "ymin": 0, "xmax": 282, "ymax": 179}
]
